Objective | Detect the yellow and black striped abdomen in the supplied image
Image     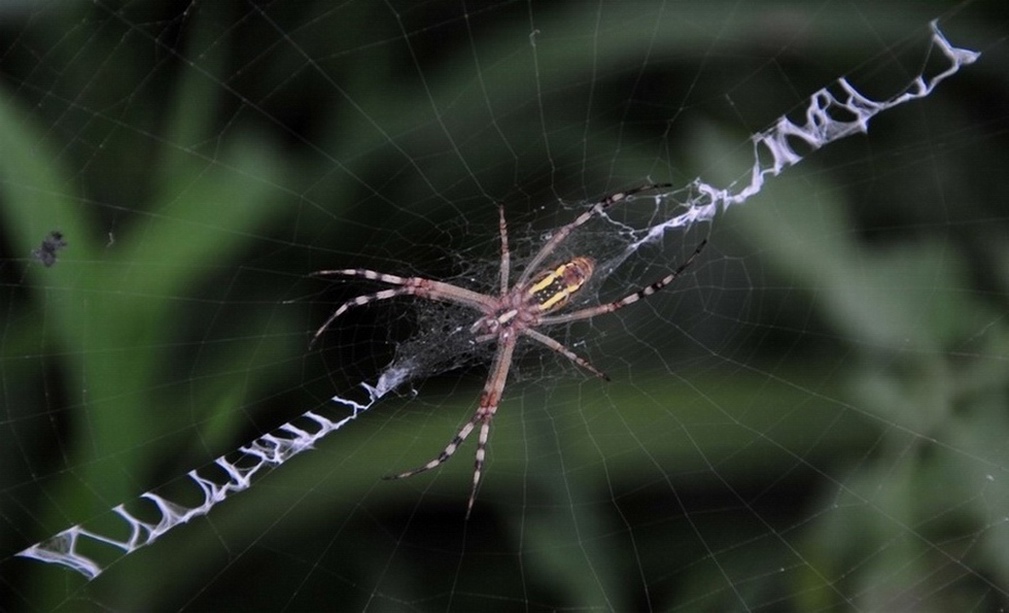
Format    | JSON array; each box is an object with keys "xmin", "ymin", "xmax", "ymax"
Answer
[{"xmin": 527, "ymin": 257, "xmax": 595, "ymax": 313}]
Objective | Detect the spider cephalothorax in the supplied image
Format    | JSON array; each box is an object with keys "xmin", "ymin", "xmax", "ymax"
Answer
[{"xmin": 311, "ymin": 184, "xmax": 706, "ymax": 515}]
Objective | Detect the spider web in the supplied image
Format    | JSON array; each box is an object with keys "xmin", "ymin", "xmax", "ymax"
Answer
[{"xmin": 1, "ymin": 1, "xmax": 1007, "ymax": 610}]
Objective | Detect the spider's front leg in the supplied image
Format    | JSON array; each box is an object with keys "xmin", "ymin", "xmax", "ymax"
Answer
[
  {"xmin": 517, "ymin": 182, "xmax": 673, "ymax": 285},
  {"xmin": 309, "ymin": 268, "xmax": 495, "ymax": 348}
]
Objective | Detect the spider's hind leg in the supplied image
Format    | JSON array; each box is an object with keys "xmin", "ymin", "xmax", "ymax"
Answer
[
  {"xmin": 385, "ymin": 337, "xmax": 517, "ymax": 517},
  {"xmin": 383, "ymin": 412, "xmax": 493, "ymax": 519},
  {"xmin": 384, "ymin": 415, "xmax": 481, "ymax": 481}
]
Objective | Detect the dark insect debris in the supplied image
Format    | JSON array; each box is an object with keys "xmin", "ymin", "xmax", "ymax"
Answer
[{"xmin": 32, "ymin": 230, "xmax": 68, "ymax": 268}]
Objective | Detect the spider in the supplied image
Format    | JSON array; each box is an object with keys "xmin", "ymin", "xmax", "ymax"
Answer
[{"xmin": 311, "ymin": 183, "xmax": 707, "ymax": 516}]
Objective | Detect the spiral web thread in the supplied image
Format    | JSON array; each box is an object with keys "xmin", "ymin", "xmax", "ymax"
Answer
[{"xmin": 17, "ymin": 22, "xmax": 978, "ymax": 580}]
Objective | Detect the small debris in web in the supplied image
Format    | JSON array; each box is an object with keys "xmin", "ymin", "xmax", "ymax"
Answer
[{"xmin": 32, "ymin": 230, "xmax": 68, "ymax": 267}]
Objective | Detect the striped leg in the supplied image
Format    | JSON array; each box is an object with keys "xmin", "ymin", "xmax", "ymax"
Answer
[
  {"xmin": 310, "ymin": 286, "xmax": 414, "ymax": 348},
  {"xmin": 517, "ymin": 183, "xmax": 673, "ymax": 286},
  {"xmin": 522, "ymin": 328, "xmax": 609, "ymax": 381},
  {"xmin": 309, "ymin": 268, "xmax": 495, "ymax": 347},
  {"xmin": 385, "ymin": 335, "xmax": 517, "ymax": 517},
  {"xmin": 540, "ymin": 238, "xmax": 707, "ymax": 326},
  {"xmin": 497, "ymin": 205, "xmax": 510, "ymax": 294},
  {"xmin": 384, "ymin": 415, "xmax": 481, "ymax": 480}
]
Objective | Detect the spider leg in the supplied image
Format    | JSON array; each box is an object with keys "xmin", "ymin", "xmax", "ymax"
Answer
[
  {"xmin": 310, "ymin": 287, "xmax": 413, "ymax": 348},
  {"xmin": 517, "ymin": 183, "xmax": 673, "ymax": 286},
  {"xmin": 522, "ymin": 329, "xmax": 609, "ymax": 380},
  {"xmin": 540, "ymin": 238, "xmax": 707, "ymax": 326},
  {"xmin": 384, "ymin": 414, "xmax": 481, "ymax": 479},
  {"xmin": 497, "ymin": 205, "xmax": 510, "ymax": 294},
  {"xmin": 385, "ymin": 335, "xmax": 517, "ymax": 518},
  {"xmin": 309, "ymin": 268, "xmax": 495, "ymax": 347}
]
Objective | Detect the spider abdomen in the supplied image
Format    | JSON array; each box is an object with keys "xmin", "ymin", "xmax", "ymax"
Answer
[{"xmin": 527, "ymin": 256, "xmax": 595, "ymax": 313}]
